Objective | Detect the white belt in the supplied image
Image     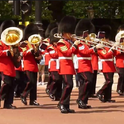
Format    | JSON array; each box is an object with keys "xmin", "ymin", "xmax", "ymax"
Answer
[
  {"xmin": 100, "ymin": 59, "xmax": 113, "ymax": 62},
  {"xmin": 21, "ymin": 60, "xmax": 24, "ymax": 68},
  {"xmin": 59, "ymin": 57, "xmax": 72, "ymax": 60},
  {"xmin": 48, "ymin": 59, "xmax": 59, "ymax": 69},
  {"xmin": 44, "ymin": 53, "xmax": 49, "ymax": 55},
  {"xmin": 77, "ymin": 57, "xmax": 91, "ymax": 60},
  {"xmin": 74, "ymin": 57, "xmax": 91, "ymax": 69}
]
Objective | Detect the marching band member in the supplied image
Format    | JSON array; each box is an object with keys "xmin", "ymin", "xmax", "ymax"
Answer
[
  {"xmin": 14, "ymin": 25, "xmax": 26, "ymax": 98},
  {"xmin": 91, "ymin": 52, "xmax": 98, "ymax": 97},
  {"xmin": 115, "ymin": 25, "xmax": 124, "ymax": 95},
  {"xmin": 96, "ymin": 25, "xmax": 116, "ymax": 103},
  {"xmin": 43, "ymin": 22, "xmax": 58, "ymax": 95},
  {"xmin": 74, "ymin": 19, "xmax": 103, "ymax": 109},
  {"xmin": 0, "ymin": 20, "xmax": 22, "ymax": 109},
  {"xmin": 47, "ymin": 27, "xmax": 62, "ymax": 101},
  {"xmin": 90, "ymin": 31, "xmax": 105, "ymax": 97},
  {"xmin": 20, "ymin": 23, "xmax": 41, "ymax": 106},
  {"xmin": 56, "ymin": 16, "xmax": 80, "ymax": 113}
]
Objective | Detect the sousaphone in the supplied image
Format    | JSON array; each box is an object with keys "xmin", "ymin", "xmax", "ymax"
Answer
[{"xmin": 1, "ymin": 27, "xmax": 23, "ymax": 68}]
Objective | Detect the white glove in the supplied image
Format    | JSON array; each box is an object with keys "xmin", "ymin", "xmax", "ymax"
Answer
[
  {"xmin": 96, "ymin": 43, "xmax": 104, "ymax": 49},
  {"xmin": 113, "ymin": 42, "xmax": 119, "ymax": 47},
  {"xmin": 74, "ymin": 40, "xmax": 80, "ymax": 46}
]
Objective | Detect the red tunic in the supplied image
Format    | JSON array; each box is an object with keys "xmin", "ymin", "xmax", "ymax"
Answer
[
  {"xmin": 91, "ymin": 53, "xmax": 98, "ymax": 70},
  {"xmin": 97, "ymin": 47, "xmax": 116, "ymax": 73},
  {"xmin": 44, "ymin": 50, "xmax": 50, "ymax": 66},
  {"xmin": 47, "ymin": 45, "xmax": 59, "ymax": 72},
  {"xmin": 114, "ymin": 50, "xmax": 124, "ymax": 68},
  {"xmin": 0, "ymin": 41, "xmax": 16, "ymax": 77},
  {"xmin": 75, "ymin": 42, "xmax": 94, "ymax": 73},
  {"xmin": 23, "ymin": 45, "xmax": 38, "ymax": 72},
  {"xmin": 57, "ymin": 39, "xmax": 77, "ymax": 75}
]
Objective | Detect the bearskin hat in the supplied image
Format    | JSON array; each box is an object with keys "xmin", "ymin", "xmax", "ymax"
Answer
[
  {"xmin": 50, "ymin": 27, "xmax": 59, "ymax": 44},
  {"xmin": 99, "ymin": 25, "xmax": 111, "ymax": 39},
  {"xmin": 17, "ymin": 25, "xmax": 25, "ymax": 31},
  {"xmin": 23, "ymin": 23, "xmax": 39, "ymax": 40},
  {"xmin": 0, "ymin": 20, "xmax": 16, "ymax": 36},
  {"xmin": 45, "ymin": 22, "xmax": 58, "ymax": 38},
  {"xmin": 118, "ymin": 24, "xmax": 124, "ymax": 32},
  {"xmin": 58, "ymin": 16, "xmax": 76, "ymax": 34},
  {"xmin": 75, "ymin": 19, "xmax": 95, "ymax": 36}
]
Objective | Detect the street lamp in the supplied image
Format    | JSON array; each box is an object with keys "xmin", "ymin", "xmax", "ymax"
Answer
[{"xmin": 87, "ymin": 6, "xmax": 94, "ymax": 19}]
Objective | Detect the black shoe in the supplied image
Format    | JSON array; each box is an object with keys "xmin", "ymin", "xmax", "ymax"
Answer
[
  {"xmin": 77, "ymin": 100, "xmax": 89, "ymax": 109},
  {"xmin": 59, "ymin": 105, "xmax": 68, "ymax": 114},
  {"xmin": 30, "ymin": 101, "xmax": 40, "ymax": 106},
  {"xmin": 96, "ymin": 93, "xmax": 106, "ymax": 102},
  {"xmin": 117, "ymin": 90, "xmax": 123, "ymax": 96},
  {"xmin": 107, "ymin": 99, "xmax": 116, "ymax": 103},
  {"xmin": 67, "ymin": 109, "xmax": 75, "ymax": 113},
  {"xmin": 90, "ymin": 94, "xmax": 97, "ymax": 98},
  {"xmin": 49, "ymin": 94, "xmax": 55, "ymax": 100},
  {"xmin": 46, "ymin": 89, "xmax": 50, "ymax": 95},
  {"xmin": 4, "ymin": 104, "xmax": 16, "ymax": 109},
  {"xmin": 78, "ymin": 104, "xmax": 91, "ymax": 109},
  {"xmin": 20, "ymin": 95, "xmax": 27, "ymax": 105}
]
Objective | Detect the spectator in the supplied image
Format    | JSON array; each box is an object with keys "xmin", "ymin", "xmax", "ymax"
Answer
[{"xmin": 37, "ymin": 55, "xmax": 46, "ymax": 85}]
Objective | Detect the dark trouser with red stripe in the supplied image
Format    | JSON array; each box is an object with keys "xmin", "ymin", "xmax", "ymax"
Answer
[
  {"xmin": 116, "ymin": 67, "xmax": 124, "ymax": 93},
  {"xmin": 97, "ymin": 72, "xmax": 114, "ymax": 100},
  {"xmin": 14, "ymin": 71, "xmax": 26, "ymax": 96},
  {"xmin": 90, "ymin": 70, "xmax": 97, "ymax": 95},
  {"xmin": 0, "ymin": 72, "xmax": 1, "ymax": 90},
  {"xmin": 21, "ymin": 71, "xmax": 37, "ymax": 101},
  {"xmin": 0, "ymin": 74, "xmax": 15, "ymax": 106},
  {"xmin": 49, "ymin": 71, "xmax": 62, "ymax": 98},
  {"xmin": 59, "ymin": 74, "xmax": 73, "ymax": 109},
  {"xmin": 78, "ymin": 72, "xmax": 93, "ymax": 104}
]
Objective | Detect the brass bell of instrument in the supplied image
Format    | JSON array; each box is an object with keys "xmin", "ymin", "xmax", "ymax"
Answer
[
  {"xmin": 28, "ymin": 34, "xmax": 42, "ymax": 45},
  {"xmin": 1, "ymin": 27, "xmax": 23, "ymax": 45}
]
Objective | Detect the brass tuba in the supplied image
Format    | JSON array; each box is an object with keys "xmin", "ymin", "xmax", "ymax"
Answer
[{"xmin": 1, "ymin": 27, "xmax": 23, "ymax": 67}]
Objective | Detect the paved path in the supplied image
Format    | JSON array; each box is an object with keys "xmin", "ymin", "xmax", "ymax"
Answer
[{"xmin": 0, "ymin": 73, "xmax": 124, "ymax": 124}]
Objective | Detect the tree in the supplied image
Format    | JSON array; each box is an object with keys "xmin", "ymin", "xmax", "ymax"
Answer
[
  {"xmin": 63, "ymin": 0, "xmax": 124, "ymax": 19},
  {"xmin": 0, "ymin": 1, "xmax": 53, "ymax": 22}
]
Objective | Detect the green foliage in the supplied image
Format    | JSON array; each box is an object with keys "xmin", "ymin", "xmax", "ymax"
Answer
[
  {"xmin": 0, "ymin": 1, "xmax": 53, "ymax": 22},
  {"xmin": 27, "ymin": 1, "xmax": 53, "ymax": 22},
  {"xmin": 63, "ymin": 0, "xmax": 124, "ymax": 19},
  {"xmin": 0, "ymin": 1, "xmax": 14, "ymax": 20}
]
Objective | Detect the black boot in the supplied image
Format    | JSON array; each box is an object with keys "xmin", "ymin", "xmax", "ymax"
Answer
[
  {"xmin": 4, "ymin": 104, "xmax": 16, "ymax": 109},
  {"xmin": 77, "ymin": 99, "xmax": 91, "ymax": 109},
  {"xmin": 29, "ymin": 100, "xmax": 40, "ymax": 106},
  {"xmin": 20, "ymin": 95, "xmax": 27, "ymax": 105},
  {"xmin": 58, "ymin": 105, "xmax": 68, "ymax": 113}
]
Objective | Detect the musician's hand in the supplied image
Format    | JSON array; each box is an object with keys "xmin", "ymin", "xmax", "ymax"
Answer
[
  {"xmin": 113, "ymin": 42, "xmax": 119, "ymax": 47},
  {"xmin": 96, "ymin": 43, "xmax": 104, "ymax": 49},
  {"xmin": 74, "ymin": 40, "xmax": 80, "ymax": 46},
  {"xmin": 35, "ymin": 56, "xmax": 42, "ymax": 60},
  {"xmin": 17, "ymin": 56, "xmax": 21, "ymax": 62}
]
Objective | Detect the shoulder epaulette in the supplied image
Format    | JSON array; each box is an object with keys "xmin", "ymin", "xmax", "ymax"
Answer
[
  {"xmin": 43, "ymin": 38, "xmax": 50, "ymax": 43},
  {"xmin": 47, "ymin": 46, "xmax": 54, "ymax": 50},
  {"xmin": 57, "ymin": 39, "xmax": 65, "ymax": 45}
]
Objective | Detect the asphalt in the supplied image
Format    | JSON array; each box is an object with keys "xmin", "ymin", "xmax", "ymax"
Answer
[{"xmin": 0, "ymin": 73, "xmax": 124, "ymax": 124}]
